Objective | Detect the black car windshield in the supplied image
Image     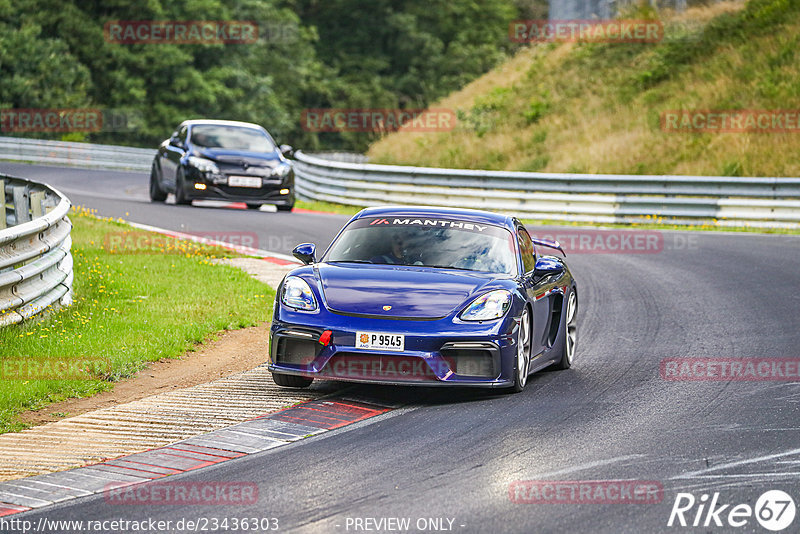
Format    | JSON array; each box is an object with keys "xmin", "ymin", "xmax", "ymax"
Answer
[
  {"xmin": 324, "ymin": 217, "xmax": 518, "ymax": 275},
  {"xmin": 189, "ymin": 125, "xmax": 275, "ymax": 152}
]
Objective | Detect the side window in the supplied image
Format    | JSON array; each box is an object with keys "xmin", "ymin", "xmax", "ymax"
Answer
[
  {"xmin": 517, "ymin": 228, "xmax": 536, "ymax": 274},
  {"xmin": 178, "ymin": 126, "xmax": 188, "ymax": 143}
]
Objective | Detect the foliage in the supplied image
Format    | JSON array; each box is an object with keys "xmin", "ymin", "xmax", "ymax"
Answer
[{"xmin": 0, "ymin": 0, "xmax": 521, "ymax": 151}]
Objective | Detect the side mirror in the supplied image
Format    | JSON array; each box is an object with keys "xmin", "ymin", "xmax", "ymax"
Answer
[
  {"xmin": 533, "ymin": 257, "xmax": 564, "ymax": 279},
  {"xmin": 293, "ymin": 243, "xmax": 316, "ymax": 265},
  {"xmin": 279, "ymin": 144, "xmax": 294, "ymax": 157},
  {"xmin": 169, "ymin": 137, "xmax": 184, "ymax": 149}
]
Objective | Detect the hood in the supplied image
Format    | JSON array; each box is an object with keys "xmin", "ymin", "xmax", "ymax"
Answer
[
  {"xmin": 316, "ymin": 263, "xmax": 499, "ymax": 319},
  {"xmin": 193, "ymin": 147, "xmax": 282, "ymax": 167}
]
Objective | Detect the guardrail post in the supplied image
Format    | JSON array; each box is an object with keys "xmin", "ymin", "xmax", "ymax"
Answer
[
  {"xmin": 0, "ymin": 179, "xmax": 6, "ymax": 230},
  {"xmin": 30, "ymin": 191, "xmax": 45, "ymax": 219},
  {"xmin": 12, "ymin": 185, "xmax": 30, "ymax": 224}
]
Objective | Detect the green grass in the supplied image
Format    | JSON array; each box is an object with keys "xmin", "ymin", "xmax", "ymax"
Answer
[
  {"xmin": 296, "ymin": 199, "xmax": 362, "ymax": 216},
  {"xmin": 0, "ymin": 207, "xmax": 274, "ymax": 434}
]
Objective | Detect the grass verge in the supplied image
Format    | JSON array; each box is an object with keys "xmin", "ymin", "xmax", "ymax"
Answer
[
  {"xmin": 0, "ymin": 207, "xmax": 274, "ymax": 434},
  {"xmin": 296, "ymin": 199, "xmax": 362, "ymax": 216}
]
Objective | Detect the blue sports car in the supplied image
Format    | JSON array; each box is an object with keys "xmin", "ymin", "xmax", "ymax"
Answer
[{"xmin": 268, "ymin": 207, "xmax": 577, "ymax": 392}]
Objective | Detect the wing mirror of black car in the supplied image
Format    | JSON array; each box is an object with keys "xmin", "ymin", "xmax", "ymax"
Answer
[
  {"xmin": 532, "ymin": 257, "xmax": 564, "ymax": 280},
  {"xmin": 293, "ymin": 243, "xmax": 316, "ymax": 264},
  {"xmin": 169, "ymin": 136, "xmax": 184, "ymax": 149},
  {"xmin": 279, "ymin": 144, "xmax": 294, "ymax": 157}
]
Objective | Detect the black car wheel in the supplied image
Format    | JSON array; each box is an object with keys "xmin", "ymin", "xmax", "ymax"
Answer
[
  {"xmin": 149, "ymin": 163, "xmax": 167, "ymax": 202},
  {"xmin": 510, "ymin": 307, "xmax": 532, "ymax": 393},
  {"xmin": 246, "ymin": 204, "xmax": 261, "ymax": 210},
  {"xmin": 553, "ymin": 287, "xmax": 577, "ymax": 370},
  {"xmin": 272, "ymin": 372, "xmax": 313, "ymax": 388},
  {"xmin": 174, "ymin": 167, "xmax": 191, "ymax": 205}
]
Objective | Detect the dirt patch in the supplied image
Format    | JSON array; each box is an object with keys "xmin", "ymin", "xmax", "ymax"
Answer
[{"xmin": 17, "ymin": 323, "xmax": 271, "ymax": 427}]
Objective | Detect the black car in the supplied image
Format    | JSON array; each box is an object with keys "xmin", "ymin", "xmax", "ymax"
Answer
[{"xmin": 150, "ymin": 119, "xmax": 295, "ymax": 211}]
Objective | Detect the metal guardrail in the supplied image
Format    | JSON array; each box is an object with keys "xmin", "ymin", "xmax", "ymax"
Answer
[
  {"xmin": 0, "ymin": 175, "xmax": 73, "ymax": 326},
  {"xmin": 293, "ymin": 151, "xmax": 800, "ymax": 227},
  {"xmin": 0, "ymin": 136, "xmax": 154, "ymax": 172},
  {"xmin": 1, "ymin": 136, "xmax": 798, "ymax": 227}
]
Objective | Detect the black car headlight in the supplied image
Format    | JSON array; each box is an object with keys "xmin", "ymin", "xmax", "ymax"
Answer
[
  {"xmin": 271, "ymin": 163, "xmax": 292, "ymax": 179},
  {"xmin": 187, "ymin": 156, "xmax": 219, "ymax": 175}
]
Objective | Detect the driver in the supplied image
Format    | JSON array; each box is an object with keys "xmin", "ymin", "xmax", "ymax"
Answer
[{"xmin": 371, "ymin": 231, "xmax": 408, "ymax": 265}]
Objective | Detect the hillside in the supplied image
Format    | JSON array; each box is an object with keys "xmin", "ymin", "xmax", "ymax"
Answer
[{"xmin": 367, "ymin": 0, "xmax": 800, "ymax": 177}]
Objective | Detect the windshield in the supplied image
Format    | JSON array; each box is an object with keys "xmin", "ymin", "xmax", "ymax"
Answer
[
  {"xmin": 324, "ymin": 217, "xmax": 517, "ymax": 275},
  {"xmin": 189, "ymin": 125, "xmax": 275, "ymax": 152}
]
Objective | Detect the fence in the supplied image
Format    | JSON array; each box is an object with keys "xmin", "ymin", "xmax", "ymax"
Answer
[
  {"xmin": 0, "ymin": 175, "xmax": 73, "ymax": 326},
  {"xmin": 292, "ymin": 151, "xmax": 800, "ymax": 227},
  {"xmin": 0, "ymin": 136, "xmax": 153, "ymax": 172},
  {"xmin": 1, "ymin": 136, "xmax": 798, "ymax": 227}
]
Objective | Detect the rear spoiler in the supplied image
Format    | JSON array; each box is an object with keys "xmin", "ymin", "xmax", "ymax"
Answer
[{"xmin": 531, "ymin": 237, "xmax": 565, "ymax": 256}]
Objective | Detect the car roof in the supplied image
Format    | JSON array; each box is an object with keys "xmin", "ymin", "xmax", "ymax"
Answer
[
  {"xmin": 179, "ymin": 119, "xmax": 265, "ymax": 130},
  {"xmin": 353, "ymin": 206, "xmax": 515, "ymax": 229}
]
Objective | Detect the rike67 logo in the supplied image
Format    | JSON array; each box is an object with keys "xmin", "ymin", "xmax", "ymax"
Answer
[{"xmin": 668, "ymin": 490, "xmax": 796, "ymax": 531}]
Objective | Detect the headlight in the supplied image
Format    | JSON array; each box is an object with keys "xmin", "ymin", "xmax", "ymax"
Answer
[
  {"xmin": 187, "ymin": 156, "xmax": 219, "ymax": 174},
  {"xmin": 272, "ymin": 163, "xmax": 292, "ymax": 178},
  {"xmin": 281, "ymin": 277, "xmax": 317, "ymax": 311},
  {"xmin": 460, "ymin": 290, "xmax": 512, "ymax": 321}
]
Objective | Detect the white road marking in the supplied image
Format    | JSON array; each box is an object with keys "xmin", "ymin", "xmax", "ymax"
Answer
[
  {"xmin": 672, "ymin": 447, "xmax": 800, "ymax": 479},
  {"xmin": 526, "ymin": 454, "xmax": 645, "ymax": 479},
  {"xmin": 677, "ymin": 473, "xmax": 800, "ymax": 478}
]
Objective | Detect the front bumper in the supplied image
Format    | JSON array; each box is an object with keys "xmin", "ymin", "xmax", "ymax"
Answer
[
  {"xmin": 183, "ymin": 167, "xmax": 294, "ymax": 206},
  {"xmin": 268, "ymin": 308, "xmax": 519, "ymax": 388}
]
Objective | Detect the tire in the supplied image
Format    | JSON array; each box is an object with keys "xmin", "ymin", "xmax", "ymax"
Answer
[
  {"xmin": 509, "ymin": 307, "xmax": 532, "ymax": 393},
  {"xmin": 174, "ymin": 167, "xmax": 191, "ymax": 205},
  {"xmin": 276, "ymin": 202, "xmax": 294, "ymax": 212},
  {"xmin": 246, "ymin": 204, "xmax": 262, "ymax": 210},
  {"xmin": 149, "ymin": 163, "xmax": 167, "ymax": 202},
  {"xmin": 553, "ymin": 287, "xmax": 577, "ymax": 370},
  {"xmin": 271, "ymin": 372, "xmax": 313, "ymax": 388}
]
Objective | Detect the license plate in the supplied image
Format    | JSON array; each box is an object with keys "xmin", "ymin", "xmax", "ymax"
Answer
[
  {"xmin": 228, "ymin": 176, "xmax": 262, "ymax": 188},
  {"xmin": 356, "ymin": 331, "xmax": 405, "ymax": 352}
]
